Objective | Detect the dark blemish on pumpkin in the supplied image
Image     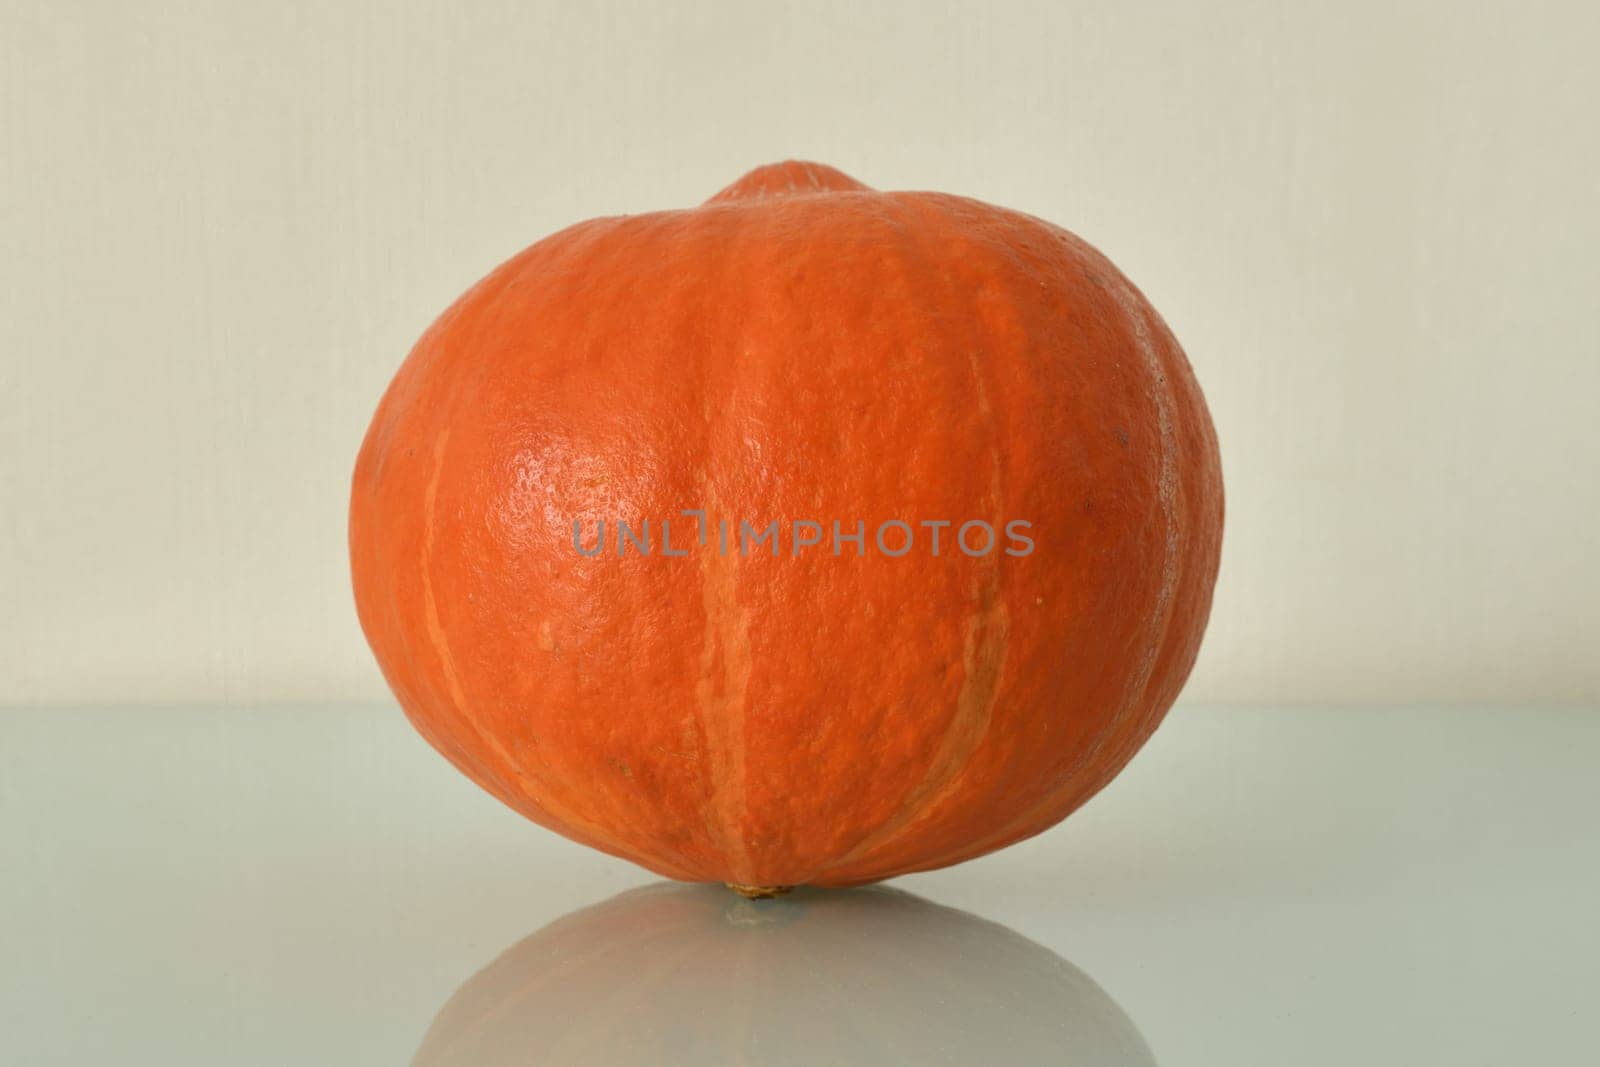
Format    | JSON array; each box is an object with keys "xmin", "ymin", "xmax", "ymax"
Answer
[
  {"xmin": 608, "ymin": 757, "xmax": 633, "ymax": 778},
  {"xmin": 1082, "ymin": 495, "xmax": 1096, "ymax": 514},
  {"xmin": 1114, "ymin": 427, "xmax": 1131, "ymax": 447}
]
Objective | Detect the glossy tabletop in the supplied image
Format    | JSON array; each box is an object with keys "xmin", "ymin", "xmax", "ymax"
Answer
[{"xmin": 3, "ymin": 704, "xmax": 1596, "ymax": 1064}]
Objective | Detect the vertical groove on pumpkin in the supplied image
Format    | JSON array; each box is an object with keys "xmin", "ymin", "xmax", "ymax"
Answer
[
  {"xmin": 419, "ymin": 430, "xmax": 701, "ymax": 881},
  {"xmin": 692, "ymin": 476, "xmax": 756, "ymax": 883},
  {"xmin": 1087, "ymin": 267, "xmax": 1185, "ymax": 772},
  {"xmin": 420, "ymin": 428, "xmax": 513, "ymax": 778},
  {"xmin": 419, "ymin": 430, "xmax": 555, "ymax": 814},
  {"xmin": 808, "ymin": 284, "xmax": 1014, "ymax": 883},
  {"xmin": 912, "ymin": 253, "xmax": 1191, "ymax": 870}
]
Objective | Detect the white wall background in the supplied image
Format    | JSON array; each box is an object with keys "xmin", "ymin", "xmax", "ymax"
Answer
[{"xmin": 2, "ymin": 0, "xmax": 1596, "ymax": 707}]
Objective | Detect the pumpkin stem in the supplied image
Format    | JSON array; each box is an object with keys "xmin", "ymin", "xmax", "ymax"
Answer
[
  {"xmin": 725, "ymin": 882, "xmax": 795, "ymax": 899},
  {"xmin": 705, "ymin": 161, "xmax": 870, "ymax": 205}
]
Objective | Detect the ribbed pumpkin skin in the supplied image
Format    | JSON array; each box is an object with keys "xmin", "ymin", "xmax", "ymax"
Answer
[{"xmin": 350, "ymin": 162, "xmax": 1223, "ymax": 888}]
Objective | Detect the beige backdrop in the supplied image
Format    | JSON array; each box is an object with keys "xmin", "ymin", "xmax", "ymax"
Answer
[{"xmin": 3, "ymin": 0, "xmax": 1597, "ymax": 706}]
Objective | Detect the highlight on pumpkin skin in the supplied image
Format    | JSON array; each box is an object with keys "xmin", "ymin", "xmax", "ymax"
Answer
[{"xmin": 411, "ymin": 883, "xmax": 1157, "ymax": 1066}]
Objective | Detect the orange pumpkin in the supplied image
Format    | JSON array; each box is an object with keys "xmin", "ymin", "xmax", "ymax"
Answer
[{"xmin": 350, "ymin": 161, "xmax": 1222, "ymax": 894}]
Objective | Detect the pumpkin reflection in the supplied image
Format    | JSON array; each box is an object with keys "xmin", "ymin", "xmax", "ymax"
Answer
[{"xmin": 414, "ymin": 883, "xmax": 1156, "ymax": 1066}]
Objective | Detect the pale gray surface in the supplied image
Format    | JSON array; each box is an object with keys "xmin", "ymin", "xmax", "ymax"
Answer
[
  {"xmin": 3, "ymin": 704, "xmax": 1595, "ymax": 1064},
  {"xmin": 5, "ymin": 1, "xmax": 1600, "ymax": 708}
]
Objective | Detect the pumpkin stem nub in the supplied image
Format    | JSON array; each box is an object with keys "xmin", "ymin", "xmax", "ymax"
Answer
[
  {"xmin": 725, "ymin": 883, "xmax": 795, "ymax": 900},
  {"xmin": 705, "ymin": 161, "xmax": 870, "ymax": 205}
]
